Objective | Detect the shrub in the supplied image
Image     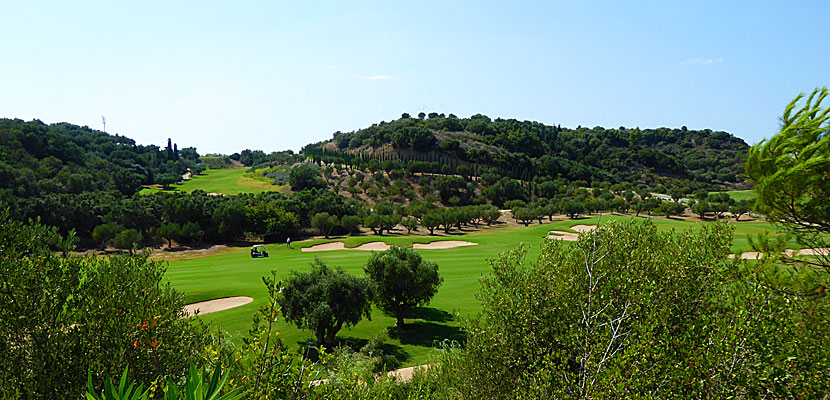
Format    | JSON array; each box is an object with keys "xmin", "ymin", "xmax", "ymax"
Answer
[
  {"xmin": 440, "ymin": 220, "xmax": 830, "ymax": 398},
  {"xmin": 0, "ymin": 212, "xmax": 209, "ymax": 398}
]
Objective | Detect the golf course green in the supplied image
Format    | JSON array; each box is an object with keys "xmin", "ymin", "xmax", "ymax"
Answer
[
  {"xmin": 140, "ymin": 168, "xmax": 283, "ymax": 195},
  {"xmin": 164, "ymin": 214, "xmax": 794, "ymax": 367}
]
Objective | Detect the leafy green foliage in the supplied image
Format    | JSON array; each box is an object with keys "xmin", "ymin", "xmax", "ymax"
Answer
[
  {"xmin": 245, "ymin": 202, "xmax": 299, "ymax": 241},
  {"xmin": 365, "ymin": 246, "xmax": 443, "ymax": 327},
  {"xmin": 0, "ymin": 212, "xmax": 209, "ymax": 398},
  {"xmin": 746, "ymin": 87, "xmax": 830, "ymax": 276},
  {"xmin": 278, "ymin": 260, "xmax": 373, "ymax": 346},
  {"xmin": 441, "ymin": 220, "xmax": 829, "ymax": 398},
  {"xmin": 311, "ymin": 212, "xmax": 339, "ymax": 238},
  {"xmin": 0, "ymin": 119, "xmax": 197, "ymax": 196},
  {"xmin": 305, "ymin": 114, "xmax": 749, "ymax": 190},
  {"xmin": 86, "ymin": 364, "xmax": 244, "ymax": 400},
  {"xmin": 86, "ymin": 367, "xmax": 149, "ymax": 400}
]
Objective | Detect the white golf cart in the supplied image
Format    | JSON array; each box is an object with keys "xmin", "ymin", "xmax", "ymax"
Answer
[{"xmin": 250, "ymin": 244, "xmax": 269, "ymax": 258}]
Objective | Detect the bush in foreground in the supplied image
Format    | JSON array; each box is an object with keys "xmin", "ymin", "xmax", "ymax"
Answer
[
  {"xmin": 0, "ymin": 210, "xmax": 210, "ymax": 399},
  {"xmin": 438, "ymin": 220, "xmax": 828, "ymax": 399}
]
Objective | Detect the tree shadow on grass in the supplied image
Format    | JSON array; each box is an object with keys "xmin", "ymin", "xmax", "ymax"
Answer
[
  {"xmin": 406, "ymin": 307, "xmax": 453, "ymax": 323},
  {"xmin": 387, "ymin": 321, "xmax": 466, "ymax": 347}
]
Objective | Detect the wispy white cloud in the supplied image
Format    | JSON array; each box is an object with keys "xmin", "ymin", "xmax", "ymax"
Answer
[
  {"xmin": 363, "ymin": 75, "xmax": 392, "ymax": 80},
  {"xmin": 327, "ymin": 65, "xmax": 338, "ymax": 70},
  {"xmin": 681, "ymin": 57, "xmax": 724, "ymax": 65}
]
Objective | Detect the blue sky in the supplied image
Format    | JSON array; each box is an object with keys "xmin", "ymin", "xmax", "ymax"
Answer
[{"xmin": 1, "ymin": 1, "xmax": 827, "ymax": 153}]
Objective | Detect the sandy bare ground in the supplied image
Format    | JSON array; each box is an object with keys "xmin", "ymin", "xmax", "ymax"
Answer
[
  {"xmin": 387, "ymin": 364, "xmax": 429, "ymax": 381},
  {"xmin": 310, "ymin": 364, "xmax": 429, "ymax": 387},
  {"xmin": 149, "ymin": 244, "xmax": 237, "ymax": 261},
  {"xmin": 412, "ymin": 241, "xmax": 477, "ymax": 250},
  {"xmin": 570, "ymin": 225, "xmax": 597, "ymax": 233},
  {"xmin": 729, "ymin": 248, "xmax": 829, "ymax": 260},
  {"xmin": 546, "ymin": 231, "xmax": 580, "ymax": 241},
  {"xmin": 184, "ymin": 296, "xmax": 253, "ymax": 317},
  {"xmin": 546, "ymin": 224, "xmax": 598, "ymax": 241},
  {"xmin": 301, "ymin": 241, "xmax": 391, "ymax": 252}
]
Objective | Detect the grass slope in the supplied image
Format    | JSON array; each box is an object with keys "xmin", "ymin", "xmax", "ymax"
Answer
[
  {"xmin": 721, "ymin": 190, "xmax": 757, "ymax": 202},
  {"xmin": 164, "ymin": 215, "xmax": 788, "ymax": 367},
  {"xmin": 140, "ymin": 168, "xmax": 283, "ymax": 195}
]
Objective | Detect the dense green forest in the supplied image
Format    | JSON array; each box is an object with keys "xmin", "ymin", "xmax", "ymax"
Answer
[
  {"xmin": 0, "ymin": 117, "xmax": 753, "ymax": 249},
  {"xmin": 303, "ymin": 113, "xmax": 749, "ymax": 188}
]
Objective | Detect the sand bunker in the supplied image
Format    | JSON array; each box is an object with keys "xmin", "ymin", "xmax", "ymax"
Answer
[
  {"xmin": 570, "ymin": 225, "xmax": 597, "ymax": 233},
  {"xmin": 789, "ymin": 247, "xmax": 829, "ymax": 256},
  {"xmin": 302, "ymin": 241, "xmax": 391, "ymax": 252},
  {"xmin": 547, "ymin": 231, "xmax": 580, "ymax": 241},
  {"xmin": 412, "ymin": 241, "xmax": 477, "ymax": 250},
  {"xmin": 301, "ymin": 242, "xmax": 346, "ymax": 252},
  {"xmin": 184, "ymin": 296, "xmax": 253, "ymax": 317},
  {"xmin": 729, "ymin": 248, "xmax": 829, "ymax": 260}
]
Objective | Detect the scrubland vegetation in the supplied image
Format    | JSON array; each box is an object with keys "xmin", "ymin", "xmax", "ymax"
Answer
[{"xmin": 1, "ymin": 88, "xmax": 828, "ymax": 398}]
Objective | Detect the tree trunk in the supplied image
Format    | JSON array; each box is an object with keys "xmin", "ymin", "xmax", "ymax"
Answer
[
  {"xmin": 316, "ymin": 328, "xmax": 326, "ymax": 346},
  {"xmin": 396, "ymin": 314, "xmax": 405, "ymax": 328},
  {"xmin": 325, "ymin": 321, "xmax": 344, "ymax": 347}
]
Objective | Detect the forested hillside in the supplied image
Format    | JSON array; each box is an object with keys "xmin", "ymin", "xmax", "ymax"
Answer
[
  {"xmin": 303, "ymin": 113, "xmax": 749, "ymax": 189},
  {"xmin": 0, "ymin": 118, "xmax": 199, "ymax": 197}
]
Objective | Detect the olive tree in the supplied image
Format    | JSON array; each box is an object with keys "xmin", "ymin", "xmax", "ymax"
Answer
[
  {"xmin": 311, "ymin": 212, "xmax": 338, "ymax": 238},
  {"xmin": 364, "ymin": 246, "xmax": 443, "ymax": 328},
  {"xmin": 277, "ymin": 260, "xmax": 373, "ymax": 347}
]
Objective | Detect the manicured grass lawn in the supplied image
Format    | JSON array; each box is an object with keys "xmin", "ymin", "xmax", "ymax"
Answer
[
  {"xmin": 163, "ymin": 215, "xmax": 789, "ymax": 367},
  {"xmin": 719, "ymin": 189, "xmax": 757, "ymax": 202},
  {"xmin": 140, "ymin": 168, "xmax": 283, "ymax": 195}
]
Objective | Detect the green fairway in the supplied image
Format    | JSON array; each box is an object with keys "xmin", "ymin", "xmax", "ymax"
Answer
[
  {"xmin": 719, "ymin": 189, "xmax": 757, "ymax": 202},
  {"xmin": 164, "ymin": 215, "xmax": 789, "ymax": 367},
  {"xmin": 140, "ymin": 168, "xmax": 284, "ymax": 195}
]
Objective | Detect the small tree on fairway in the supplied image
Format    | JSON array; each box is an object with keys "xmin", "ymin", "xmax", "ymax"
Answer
[
  {"xmin": 156, "ymin": 222, "xmax": 182, "ymax": 248},
  {"xmin": 401, "ymin": 216, "xmax": 419, "ymax": 234},
  {"xmin": 156, "ymin": 173, "xmax": 178, "ymax": 189},
  {"xmin": 482, "ymin": 205, "xmax": 501, "ymax": 225},
  {"xmin": 656, "ymin": 200, "xmax": 685, "ymax": 218},
  {"xmin": 114, "ymin": 229, "xmax": 142, "ymax": 253},
  {"xmin": 421, "ymin": 212, "xmax": 441, "ymax": 235},
  {"xmin": 339, "ymin": 215, "xmax": 362, "ymax": 235},
  {"xmin": 562, "ymin": 200, "xmax": 584, "ymax": 219},
  {"xmin": 364, "ymin": 246, "xmax": 443, "ymax": 328},
  {"xmin": 512, "ymin": 207, "xmax": 534, "ymax": 227},
  {"xmin": 277, "ymin": 260, "xmax": 372, "ymax": 347},
  {"xmin": 92, "ymin": 222, "xmax": 122, "ymax": 248},
  {"xmin": 729, "ymin": 199, "xmax": 753, "ymax": 221},
  {"xmin": 311, "ymin": 212, "xmax": 338, "ymax": 238}
]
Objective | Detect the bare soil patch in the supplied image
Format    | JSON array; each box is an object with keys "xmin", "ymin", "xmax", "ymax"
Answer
[{"xmin": 184, "ymin": 296, "xmax": 253, "ymax": 317}]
